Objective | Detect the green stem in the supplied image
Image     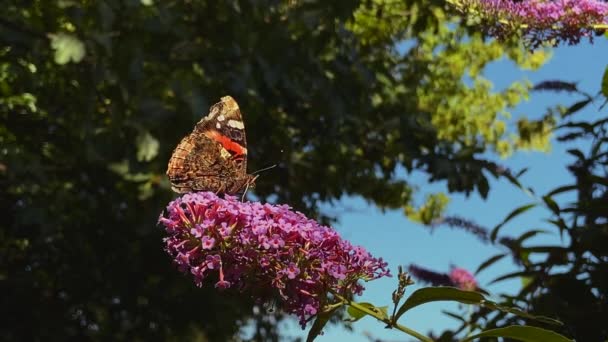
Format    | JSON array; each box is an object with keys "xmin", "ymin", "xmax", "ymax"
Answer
[{"xmin": 330, "ymin": 291, "xmax": 433, "ymax": 342}]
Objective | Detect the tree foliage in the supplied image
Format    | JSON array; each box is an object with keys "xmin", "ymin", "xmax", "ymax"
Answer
[{"xmin": 1, "ymin": 0, "xmax": 553, "ymax": 340}]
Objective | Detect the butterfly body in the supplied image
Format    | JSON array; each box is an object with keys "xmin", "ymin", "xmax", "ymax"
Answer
[{"xmin": 167, "ymin": 96, "xmax": 256, "ymax": 195}]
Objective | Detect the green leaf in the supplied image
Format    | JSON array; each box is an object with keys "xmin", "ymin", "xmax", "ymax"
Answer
[
  {"xmin": 542, "ymin": 195, "xmax": 560, "ymax": 215},
  {"xmin": 482, "ymin": 301, "xmax": 562, "ymax": 325},
  {"xmin": 307, "ymin": 306, "xmax": 340, "ymax": 342},
  {"xmin": 136, "ymin": 132, "xmax": 160, "ymax": 162},
  {"xmin": 461, "ymin": 326, "xmax": 572, "ymax": 342},
  {"xmin": 108, "ymin": 159, "xmax": 129, "ymax": 175},
  {"xmin": 395, "ymin": 287, "xmax": 484, "ymax": 320},
  {"xmin": 545, "ymin": 185, "xmax": 577, "ymax": 197},
  {"xmin": 475, "ymin": 253, "xmax": 507, "ymax": 274},
  {"xmin": 57, "ymin": 0, "xmax": 78, "ymax": 8},
  {"xmin": 562, "ymin": 99, "xmax": 592, "ymax": 118},
  {"xmin": 491, "ymin": 203, "xmax": 537, "ymax": 242},
  {"xmin": 602, "ymin": 65, "xmax": 608, "ymax": 98},
  {"xmin": 515, "ymin": 167, "xmax": 529, "ymax": 178},
  {"xmin": 48, "ymin": 33, "xmax": 86, "ymax": 64},
  {"xmin": 395, "ymin": 287, "xmax": 561, "ymax": 326},
  {"xmin": 567, "ymin": 148, "xmax": 585, "ymax": 160},
  {"xmin": 516, "ymin": 229, "xmax": 549, "ymax": 244},
  {"xmin": 490, "ymin": 270, "xmax": 540, "ymax": 285},
  {"xmin": 345, "ymin": 302, "xmax": 388, "ymax": 322}
]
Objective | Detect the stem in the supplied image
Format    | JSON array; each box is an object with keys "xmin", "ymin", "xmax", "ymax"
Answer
[{"xmin": 330, "ymin": 290, "xmax": 433, "ymax": 342}]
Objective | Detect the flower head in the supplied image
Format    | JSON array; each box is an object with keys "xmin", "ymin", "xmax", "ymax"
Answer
[
  {"xmin": 408, "ymin": 264, "xmax": 453, "ymax": 287},
  {"xmin": 159, "ymin": 192, "xmax": 390, "ymax": 327},
  {"xmin": 409, "ymin": 264, "xmax": 478, "ymax": 291},
  {"xmin": 449, "ymin": 267, "xmax": 478, "ymax": 291},
  {"xmin": 455, "ymin": 0, "xmax": 608, "ymax": 48}
]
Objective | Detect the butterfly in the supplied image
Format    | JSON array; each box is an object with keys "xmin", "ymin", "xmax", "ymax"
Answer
[{"xmin": 166, "ymin": 96, "xmax": 257, "ymax": 195}]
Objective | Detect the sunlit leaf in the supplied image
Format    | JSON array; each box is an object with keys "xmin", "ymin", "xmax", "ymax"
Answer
[
  {"xmin": 48, "ymin": 33, "xmax": 86, "ymax": 64},
  {"xmin": 136, "ymin": 131, "xmax": 160, "ymax": 162},
  {"xmin": 345, "ymin": 302, "xmax": 387, "ymax": 322}
]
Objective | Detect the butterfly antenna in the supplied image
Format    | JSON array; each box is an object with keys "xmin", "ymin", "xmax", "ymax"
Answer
[
  {"xmin": 252, "ymin": 164, "xmax": 277, "ymax": 175},
  {"xmin": 241, "ymin": 174, "xmax": 260, "ymax": 202}
]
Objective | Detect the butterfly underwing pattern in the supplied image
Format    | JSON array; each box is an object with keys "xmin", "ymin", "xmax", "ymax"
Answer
[{"xmin": 166, "ymin": 96, "xmax": 256, "ymax": 195}]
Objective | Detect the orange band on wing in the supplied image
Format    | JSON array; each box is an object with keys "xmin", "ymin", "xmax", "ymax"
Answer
[{"xmin": 204, "ymin": 130, "xmax": 246, "ymax": 156}]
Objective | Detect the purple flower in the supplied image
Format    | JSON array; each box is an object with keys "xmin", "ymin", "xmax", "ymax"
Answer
[
  {"xmin": 454, "ymin": 0, "xmax": 608, "ymax": 48},
  {"xmin": 268, "ymin": 234, "xmax": 285, "ymax": 249},
  {"xmin": 408, "ymin": 264, "xmax": 453, "ymax": 287},
  {"xmin": 304, "ymin": 304, "xmax": 317, "ymax": 316},
  {"xmin": 328, "ymin": 264, "xmax": 347, "ymax": 280},
  {"xmin": 409, "ymin": 264, "xmax": 479, "ymax": 291},
  {"xmin": 159, "ymin": 192, "xmax": 391, "ymax": 328},
  {"xmin": 218, "ymin": 222, "xmax": 233, "ymax": 237},
  {"xmin": 215, "ymin": 280, "xmax": 231, "ymax": 289},
  {"xmin": 284, "ymin": 262, "xmax": 300, "ymax": 279},
  {"xmin": 201, "ymin": 236, "xmax": 216, "ymax": 250},
  {"xmin": 205, "ymin": 254, "xmax": 221, "ymax": 269}
]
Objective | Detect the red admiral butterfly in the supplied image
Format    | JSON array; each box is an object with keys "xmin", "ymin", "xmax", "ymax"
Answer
[{"xmin": 166, "ymin": 96, "xmax": 256, "ymax": 195}]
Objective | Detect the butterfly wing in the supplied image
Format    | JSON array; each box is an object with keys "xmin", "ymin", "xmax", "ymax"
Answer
[{"xmin": 166, "ymin": 96, "xmax": 252, "ymax": 194}]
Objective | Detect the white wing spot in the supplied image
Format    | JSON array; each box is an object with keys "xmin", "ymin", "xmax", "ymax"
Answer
[
  {"xmin": 220, "ymin": 148, "xmax": 231, "ymax": 159},
  {"xmin": 228, "ymin": 120, "xmax": 245, "ymax": 129},
  {"xmin": 217, "ymin": 115, "xmax": 226, "ymax": 121},
  {"xmin": 216, "ymin": 122, "xmax": 221, "ymax": 129},
  {"xmin": 208, "ymin": 107, "xmax": 219, "ymax": 118}
]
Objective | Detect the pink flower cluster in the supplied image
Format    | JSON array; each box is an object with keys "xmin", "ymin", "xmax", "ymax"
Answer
[
  {"xmin": 457, "ymin": 0, "xmax": 608, "ymax": 47},
  {"xmin": 449, "ymin": 267, "xmax": 478, "ymax": 291},
  {"xmin": 158, "ymin": 192, "xmax": 390, "ymax": 327}
]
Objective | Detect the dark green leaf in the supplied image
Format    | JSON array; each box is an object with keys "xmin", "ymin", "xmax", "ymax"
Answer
[
  {"xmin": 490, "ymin": 270, "xmax": 540, "ymax": 285},
  {"xmin": 545, "ymin": 185, "xmax": 577, "ymax": 197},
  {"xmin": 567, "ymin": 148, "xmax": 586, "ymax": 160},
  {"xmin": 491, "ymin": 203, "xmax": 537, "ymax": 242},
  {"xmin": 515, "ymin": 167, "xmax": 529, "ymax": 178},
  {"xmin": 562, "ymin": 99, "xmax": 592, "ymax": 118},
  {"xmin": 307, "ymin": 306, "xmax": 340, "ymax": 342},
  {"xmin": 395, "ymin": 287, "xmax": 484, "ymax": 320},
  {"xmin": 477, "ymin": 176, "xmax": 490, "ymax": 199},
  {"xmin": 516, "ymin": 229, "xmax": 549, "ymax": 244},
  {"xmin": 482, "ymin": 302, "xmax": 562, "ymax": 325},
  {"xmin": 542, "ymin": 195, "xmax": 560, "ymax": 215},
  {"xmin": 475, "ymin": 253, "xmax": 507, "ymax": 274},
  {"xmin": 462, "ymin": 326, "xmax": 572, "ymax": 342}
]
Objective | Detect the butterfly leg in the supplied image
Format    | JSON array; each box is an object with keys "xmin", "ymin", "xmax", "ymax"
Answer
[{"xmin": 241, "ymin": 183, "xmax": 250, "ymax": 202}]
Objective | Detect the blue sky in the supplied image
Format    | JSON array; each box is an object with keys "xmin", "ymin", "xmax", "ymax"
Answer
[{"xmin": 278, "ymin": 38, "xmax": 608, "ymax": 341}]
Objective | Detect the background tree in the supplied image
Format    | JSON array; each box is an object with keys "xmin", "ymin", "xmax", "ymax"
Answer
[{"xmin": 0, "ymin": 0, "xmax": 553, "ymax": 340}]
